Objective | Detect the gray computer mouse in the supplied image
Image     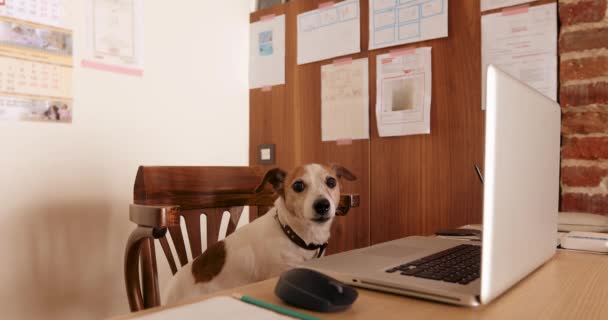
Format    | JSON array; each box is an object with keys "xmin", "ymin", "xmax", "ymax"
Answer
[{"xmin": 275, "ymin": 268, "xmax": 358, "ymax": 313}]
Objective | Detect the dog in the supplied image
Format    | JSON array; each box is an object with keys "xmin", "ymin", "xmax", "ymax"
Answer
[{"xmin": 163, "ymin": 164, "xmax": 356, "ymax": 304}]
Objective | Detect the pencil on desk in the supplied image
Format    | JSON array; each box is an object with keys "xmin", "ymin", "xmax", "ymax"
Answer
[{"xmin": 232, "ymin": 293, "xmax": 321, "ymax": 320}]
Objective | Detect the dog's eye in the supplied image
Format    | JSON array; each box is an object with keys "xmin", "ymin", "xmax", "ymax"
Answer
[
  {"xmin": 292, "ymin": 180, "xmax": 305, "ymax": 193},
  {"xmin": 326, "ymin": 177, "xmax": 337, "ymax": 189}
]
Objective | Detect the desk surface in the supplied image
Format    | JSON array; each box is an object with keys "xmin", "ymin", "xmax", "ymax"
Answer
[{"xmin": 113, "ymin": 250, "xmax": 608, "ymax": 320}]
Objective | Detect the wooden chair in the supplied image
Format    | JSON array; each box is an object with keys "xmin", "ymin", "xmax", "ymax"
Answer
[{"xmin": 124, "ymin": 166, "xmax": 360, "ymax": 312}]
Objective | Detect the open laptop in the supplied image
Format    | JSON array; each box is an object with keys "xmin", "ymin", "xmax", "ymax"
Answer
[{"xmin": 301, "ymin": 65, "xmax": 561, "ymax": 306}]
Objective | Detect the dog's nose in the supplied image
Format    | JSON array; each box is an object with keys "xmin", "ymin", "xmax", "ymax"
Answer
[{"xmin": 313, "ymin": 198, "xmax": 331, "ymax": 215}]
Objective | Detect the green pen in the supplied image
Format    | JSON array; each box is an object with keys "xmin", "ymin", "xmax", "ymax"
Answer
[{"xmin": 232, "ymin": 293, "xmax": 321, "ymax": 320}]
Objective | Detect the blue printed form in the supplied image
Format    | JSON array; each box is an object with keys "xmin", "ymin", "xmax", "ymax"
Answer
[{"xmin": 369, "ymin": 0, "xmax": 448, "ymax": 50}]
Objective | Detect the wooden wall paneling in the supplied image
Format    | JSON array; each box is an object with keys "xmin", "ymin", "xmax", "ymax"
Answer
[{"xmin": 369, "ymin": 1, "xmax": 485, "ymax": 244}]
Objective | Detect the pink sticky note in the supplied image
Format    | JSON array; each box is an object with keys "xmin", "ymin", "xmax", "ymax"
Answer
[
  {"xmin": 260, "ymin": 14, "xmax": 276, "ymax": 21},
  {"xmin": 319, "ymin": 1, "xmax": 335, "ymax": 9},
  {"xmin": 333, "ymin": 57, "xmax": 353, "ymax": 66},
  {"xmin": 337, "ymin": 138, "xmax": 353, "ymax": 146},
  {"xmin": 261, "ymin": 85, "xmax": 272, "ymax": 92},
  {"xmin": 502, "ymin": 4, "xmax": 529, "ymax": 16},
  {"xmin": 389, "ymin": 47, "xmax": 415, "ymax": 58}
]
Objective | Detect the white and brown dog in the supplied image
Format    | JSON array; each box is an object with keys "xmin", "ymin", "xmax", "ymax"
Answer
[{"xmin": 163, "ymin": 164, "xmax": 356, "ymax": 304}]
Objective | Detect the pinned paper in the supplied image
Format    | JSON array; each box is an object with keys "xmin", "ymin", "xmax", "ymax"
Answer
[
  {"xmin": 369, "ymin": 0, "xmax": 448, "ymax": 50},
  {"xmin": 297, "ymin": 0, "xmax": 360, "ymax": 65},
  {"xmin": 481, "ymin": 3, "xmax": 557, "ymax": 109},
  {"xmin": 321, "ymin": 58, "xmax": 369, "ymax": 142},
  {"xmin": 502, "ymin": 4, "xmax": 529, "ymax": 15},
  {"xmin": 376, "ymin": 47, "xmax": 433, "ymax": 137},
  {"xmin": 249, "ymin": 15, "xmax": 286, "ymax": 89}
]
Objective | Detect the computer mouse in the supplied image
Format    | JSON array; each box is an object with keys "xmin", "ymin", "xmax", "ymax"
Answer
[{"xmin": 275, "ymin": 268, "xmax": 358, "ymax": 313}]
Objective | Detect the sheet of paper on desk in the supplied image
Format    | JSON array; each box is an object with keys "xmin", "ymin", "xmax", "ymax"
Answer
[
  {"xmin": 321, "ymin": 58, "xmax": 369, "ymax": 142},
  {"xmin": 481, "ymin": 3, "xmax": 557, "ymax": 109},
  {"xmin": 131, "ymin": 296, "xmax": 292, "ymax": 320},
  {"xmin": 297, "ymin": 0, "xmax": 360, "ymax": 65},
  {"xmin": 368, "ymin": 0, "xmax": 448, "ymax": 50},
  {"xmin": 481, "ymin": 0, "xmax": 534, "ymax": 11},
  {"xmin": 375, "ymin": 47, "xmax": 432, "ymax": 137},
  {"xmin": 250, "ymin": 15, "xmax": 285, "ymax": 89}
]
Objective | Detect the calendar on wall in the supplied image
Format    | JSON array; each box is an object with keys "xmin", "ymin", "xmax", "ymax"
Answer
[{"xmin": 0, "ymin": 0, "xmax": 73, "ymax": 123}]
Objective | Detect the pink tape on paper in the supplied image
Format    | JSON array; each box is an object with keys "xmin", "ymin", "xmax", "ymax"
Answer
[
  {"xmin": 336, "ymin": 138, "xmax": 353, "ymax": 146},
  {"xmin": 389, "ymin": 47, "xmax": 415, "ymax": 58},
  {"xmin": 319, "ymin": 1, "xmax": 335, "ymax": 9},
  {"xmin": 333, "ymin": 57, "xmax": 353, "ymax": 66},
  {"xmin": 501, "ymin": 4, "xmax": 529, "ymax": 16},
  {"xmin": 262, "ymin": 85, "xmax": 273, "ymax": 92},
  {"xmin": 81, "ymin": 60, "xmax": 143, "ymax": 77},
  {"xmin": 260, "ymin": 14, "xmax": 276, "ymax": 21},
  {"xmin": 382, "ymin": 57, "xmax": 394, "ymax": 64}
]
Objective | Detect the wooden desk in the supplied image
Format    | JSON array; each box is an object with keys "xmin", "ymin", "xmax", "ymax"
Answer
[{"xmin": 113, "ymin": 250, "xmax": 608, "ymax": 320}]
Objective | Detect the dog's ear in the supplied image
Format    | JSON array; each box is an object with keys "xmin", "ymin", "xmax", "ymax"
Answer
[
  {"xmin": 331, "ymin": 164, "xmax": 357, "ymax": 181},
  {"xmin": 254, "ymin": 168, "xmax": 287, "ymax": 195}
]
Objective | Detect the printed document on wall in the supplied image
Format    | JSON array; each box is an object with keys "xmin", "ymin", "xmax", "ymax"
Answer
[
  {"xmin": 249, "ymin": 15, "xmax": 285, "ymax": 89},
  {"xmin": 297, "ymin": 0, "xmax": 360, "ymax": 65},
  {"xmin": 481, "ymin": 3, "xmax": 557, "ymax": 109},
  {"xmin": 376, "ymin": 47, "xmax": 432, "ymax": 137},
  {"xmin": 321, "ymin": 58, "xmax": 369, "ymax": 142},
  {"xmin": 481, "ymin": 0, "xmax": 534, "ymax": 11},
  {"xmin": 0, "ymin": 1, "xmax": 73, "ymax": 123},
  {"xmin": 369, "ymin": 0, "xmax": 447, "ymax": 50},
  {"xmin": 82, "ymin": 0, "xmax": 144, "ymax": 76}
]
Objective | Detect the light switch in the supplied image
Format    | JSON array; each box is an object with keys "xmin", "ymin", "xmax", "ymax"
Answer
[{"xmin": 257, "ymin": 144, "xmax": 275, "ymax": 165}]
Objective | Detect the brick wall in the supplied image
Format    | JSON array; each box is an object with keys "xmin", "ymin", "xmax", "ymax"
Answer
[{"xmin": 559, "ymin": 0, "xmax": 608, "ymax": 215}]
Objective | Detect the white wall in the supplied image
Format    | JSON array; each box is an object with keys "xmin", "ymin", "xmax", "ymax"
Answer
[{"xmin": 0, "ymin": 1, "xmax": 250, "ymax": 319}]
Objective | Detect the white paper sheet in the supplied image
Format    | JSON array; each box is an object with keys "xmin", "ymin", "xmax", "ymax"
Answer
[
  {"xmin": 131, "ymin": 296, "xmax": 291, "ymax": 320},
  {"xmin": 321, "ymin": 58, "xmax": 369, "ymax": 141},
  {"xmin": 481, "ymin": 3, "xmax": 557, "ymax": 109},
  {"xmin": 249, "ymin": 15, "xmax": 285, "ymax": 89},
  {"xmin": 369, "ymin": 0, "xmax": 448, "ymax": 50},
  {"xmin": 481, "ymin": 0, "xmax": 534, "ymax": 11},
  {"xmin": 376, "ymin": 47, "xmax": 432, "ymax": 137},
  {"xmin": 297, "ymin": 0, "xmax": 360, "ymax": 65},
  {"xmin": 82, "ymin": 0, "xmax": 144, "ymax": 76}
]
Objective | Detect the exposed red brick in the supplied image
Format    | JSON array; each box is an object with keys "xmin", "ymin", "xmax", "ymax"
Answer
[
  {"xmin": 560, "ymin": 82, "xmax": 608, "ymax": 107},
  {"xmin": 561, "ymin": 166, "xmax": 608, "ymax": 187},
  {"xmin": 560, "ymin": 56, "xmax": 608, "ymax": 82},
  {"xmin": 560, "ymin": 27, "xmax": 608, "ymax": 53},
  {"xmin": 561, "ymin": 193, "xmax": 608, "ymax": 214},
  {"xmin": 559, "ymin": 0, "xmax": 607, "ymax": 26},
  {"xmin": 562, "ymin": 112, "xmax": 608, "ymax": 134},
  {"xmin": 562, "ymin": 137, "xmax": 608, "ymax": 160}
]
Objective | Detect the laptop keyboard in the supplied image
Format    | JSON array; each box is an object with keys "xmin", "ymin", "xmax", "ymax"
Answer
[{"xmin": 385, "ymin": 244, "xmax": 481, "ymax": 285}]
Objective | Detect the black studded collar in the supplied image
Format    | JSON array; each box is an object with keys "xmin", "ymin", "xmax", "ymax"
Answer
[{"xmin": 274, "ymin": 213, "xmax": 328, "ymax": 258}]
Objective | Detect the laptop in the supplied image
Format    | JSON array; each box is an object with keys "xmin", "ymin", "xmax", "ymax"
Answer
[{"xmin": 301, "ymin": 65, "xmax": 561, "ymax": 306}]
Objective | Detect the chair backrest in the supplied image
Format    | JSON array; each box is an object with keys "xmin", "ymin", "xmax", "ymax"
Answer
[{"xmin": 124, "ymin": 166, "xmax": 359, "ymax": 312}]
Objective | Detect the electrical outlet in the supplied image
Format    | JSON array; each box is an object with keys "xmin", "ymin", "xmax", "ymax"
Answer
[{"xmin": 258, "ymin": 144, "xmax": 275, "ymax": 165}]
